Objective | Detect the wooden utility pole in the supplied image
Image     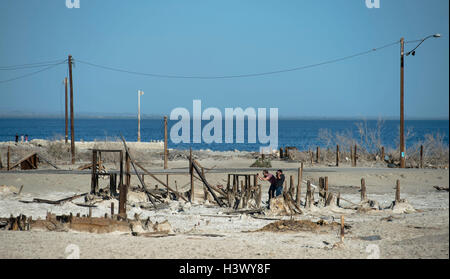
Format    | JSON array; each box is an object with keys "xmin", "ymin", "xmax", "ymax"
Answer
[
  {"xmin": 395, "ymin": 180, "xmax": 401, "ymax": 203},
  {"xmin": 68, "ymin": 55, "xmax": 75, "ymax": 164},
  {"xmin": 164, "ymin": 116, "xmax": 168, "ymax": 169},
  {"xmin": 64, "ymin": 77, "xmax": 68, "ymax": 144},
  {"xmin": 400, "ymin": 38, "xmax": 406, "ymax": 168},
  {"xmin": 137, "ymin": 90, "xmax": 144, "ymax": 142}
]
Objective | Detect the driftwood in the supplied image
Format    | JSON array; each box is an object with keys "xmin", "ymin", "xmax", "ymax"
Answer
[
  {"xmin": 433, "ymin": 186, "xmax": 449, "ymax": 192},
  {"xmin": 20, "ymin": 193, "xmax": 88, "ymax": 205}
]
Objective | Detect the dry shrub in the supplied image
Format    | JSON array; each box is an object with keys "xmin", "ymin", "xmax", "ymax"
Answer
[{"xmin": 408, "ymin": 132, "xmax": 449, "ymax": 167}]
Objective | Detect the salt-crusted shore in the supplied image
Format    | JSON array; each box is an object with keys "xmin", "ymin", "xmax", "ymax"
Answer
[{"xmin": 0, "ymin": 140, "xmax": 448, "ymax": 259}]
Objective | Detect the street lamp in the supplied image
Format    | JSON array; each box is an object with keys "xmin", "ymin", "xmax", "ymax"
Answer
[
  {"xmin": 399, "ymin": 34, "xmax": 441, "ymax": 168},
  {"xmin": 137, "ymin": 90, "xmax": 144, "ymax": 142}
]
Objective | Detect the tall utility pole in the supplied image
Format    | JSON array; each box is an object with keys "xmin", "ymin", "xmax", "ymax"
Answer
[
  {"xmin": 399, "ymin": 34, "xmax": 441, "ymax": 168},
  {"xmin": 137, "ymin": 90, "xmax": 144, "ymax": 142},
  {"xmin": 164, "ymin": 116, "xmax": 168, "ymax": 169},
  {"xmin": 68, "ymin": 55, "xmax": 75, "ymax": 164},
  {"xmin": 399, "ymin": 38, "xmax": 406, "ymax": 168},
  {"xmin": 64, "ymin": 77, "xmax": 68, "ymax": 144}
]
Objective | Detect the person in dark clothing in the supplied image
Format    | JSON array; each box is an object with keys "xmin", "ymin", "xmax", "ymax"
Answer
[
  {"xmin": 15, "ymin": 133, "xmax": 19, "ymax": 143},
  {"xmin": 275, "ymin": 169, "xmax": 285, "ymax": 197},
  {"xmin": 257, "ymin": 170, "xmax": 277, "ymax": 204}
]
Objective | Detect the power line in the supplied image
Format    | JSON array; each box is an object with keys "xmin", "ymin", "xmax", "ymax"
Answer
[
  {"xmin": 0, "ymin": 59, "xmax": 66, "ymax": 70},
  {"xmin": 76, "ymin": 41, "xmax": 400, "ymax": 80},
  {"xmin": 0, "ymin": 62, "xmax": 66, "ymax": 84}
]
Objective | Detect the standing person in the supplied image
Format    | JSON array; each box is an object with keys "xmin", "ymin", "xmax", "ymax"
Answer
[
  {"xmin": 275, "ymin": 169, "xmax": 285, "ymax": 197},
  {"xmin": 257, "ymin": 170, "xmax": 277, "ymax": 207},
  {"xmin": 25, "ymin": 134, "xmax": 28, "ymax": 143},
  {"xmin": 20, "ymin": 135, "xmax": 24, "ymax": 143},
  {"xmin": 15, "ymin": 133, "xmax": 18, "ymax": 143}
]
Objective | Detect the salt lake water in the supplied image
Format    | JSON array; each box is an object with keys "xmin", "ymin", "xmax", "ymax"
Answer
[{"xmin": 0, "ymin": 118, "xmax": 448, "ymax": 152}]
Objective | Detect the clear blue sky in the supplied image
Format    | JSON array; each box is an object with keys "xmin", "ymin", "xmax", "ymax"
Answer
[{"xmin": 0, "ymin": 0, "xmax": 448, "ymax": 119}]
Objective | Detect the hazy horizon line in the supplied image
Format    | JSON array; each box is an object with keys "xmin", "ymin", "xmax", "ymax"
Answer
[{"xmin": 0, "ymin": 113, "xmax": 448, "ymax": 121}]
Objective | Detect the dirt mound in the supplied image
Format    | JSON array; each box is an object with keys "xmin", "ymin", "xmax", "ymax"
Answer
[{"xmin": 255, "ymin": 219, "xmax": 348, "ymax": 233}]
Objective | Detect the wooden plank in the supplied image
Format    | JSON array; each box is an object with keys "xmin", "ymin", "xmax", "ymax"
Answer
[
  {"xmin": 135, "ymin": 162, "xmax": 188, "ymax": 202},
  {"xmin": 37, "ymin": 153, "xmax": 59, "ymax": 169},
  {"xmin": 25, "ymin": 193, "xmax": 88, "ymax": 205},
  {"xmin": 191, "ymin": 160, "xmax": 226, "ymax": 207},
  {"xmin": 9, "ymin": 152, "xmax": 38, "ymax": 170}
]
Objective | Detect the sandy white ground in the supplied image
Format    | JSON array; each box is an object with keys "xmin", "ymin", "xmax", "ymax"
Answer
[{"xmin": 0, "ymin": 150, "xmax": 448, "ymax": 259}]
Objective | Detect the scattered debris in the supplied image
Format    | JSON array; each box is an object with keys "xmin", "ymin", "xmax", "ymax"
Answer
[
  {"xmin": 433, "ymin": 186, "xmax": 449, "ymax": 192},
  {"xmin": 19, "ymin": 193, "xmax": 88, "ymax": 205},
  {"xmin": 254, "ymin": 219, "xmax": 350, "ymax": 233}
]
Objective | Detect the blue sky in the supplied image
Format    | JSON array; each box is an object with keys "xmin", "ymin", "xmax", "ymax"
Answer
[{"xmin": 0, "ymin": 0, "xmax": 448, "ymax": 119}]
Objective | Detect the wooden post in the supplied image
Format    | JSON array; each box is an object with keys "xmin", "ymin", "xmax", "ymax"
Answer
[
  {"xmin": 0, "ymin": 151, "xmax": 3, "ymax": 169},
  {"xmin": 88, "ymin": 207, "xmax": 92, "ymax": 218},
  {"xmin": 68, "ymin": 55, "xmax": 75, "ymax": 164},
  {"xmin": 309, "ymin": 149, "xmax": 313, "ymax": 164},
  {"xmin": 109, "ymin": 173, "xmax": 117, "ymax": 196},
  {"xmin": 166, "ymin": 174, "xmax": 170, "ymax": 199},
  {"xmin": 420, "ymin": 145, "xmax": 424, "ymax": 168},
  {"xmin": 361, "ymin": 178, "xmax": 366, "ymax": 202},
  {"xmin": 119, "ymin": 151, "xmax": 123, "ymax": 193},
  {"xmin": 164, "ymin": 116, "xmax": 168, "ymax": 169},
  {"xmin": 337, "ymin": 192, "xmax": 341, "ymax": 207},
  {"xmin": 296, "ymin": 163, "xmax": 303, "ymax": 207},
  {"xmin": 7, "ymin": 146, "xmax": 10, "ymax": 171},
  {"xmin": 256, "ymin": 183, "xmax": 262, "ymax": 208},
  {"xmin": 98, "ymin": 151, "xmax": 102, "ymax": 173},
  {"xmin": 336, "ymin": 145, "xmax": 340, "ymax": 167},
  {"xmin": 289, "ymin": 175, "xmax": 294, "ymax": 197},
  {"xmin": 395, "ymin": 180, "xmax": 401, "ymax": 203},
  {"xmin": 340, "ymin": 215, "xmax": 345, "ymax": 242},
  {"xmin": 306, "ymin": 180, "xmax": 312, "ymax": 208},
  {"xmin": 324, "ymin": 176, "xmax": 329, "ymax": 202},
  {"xmin": 279, "ymin": 147, "xmax": 283, "ymax": 159},
  {"xmin": 189, "ymin": 148, "xmax": 194, "ymax": 203},
  {"xmin": 91, "ymin": 150, "xmax": 98, "ymax": 194},
  {"xmin": 64, "ymin": 77, "xmax": 68, "ymax": 144},
  {"xmin": 353, "ymin": 144, "xmax": 357, "ymax": 167},
  {"xmin": 119, "ymin": 152, "xmax": 130, "ymax": 217},
  {"xmin": 240, "ymin": 180, "xmax": 245, "ymax": 208},
  {"xmin": 381, "ymin": 146, "xmax": 385, "ymax": 161},
  {"xmin": 316, "ymin": 147, "xmax": 320, "ymax": 163},
  {"xmin": 111, "ymin": 202, "xmax": 114, "ymax": 217}
]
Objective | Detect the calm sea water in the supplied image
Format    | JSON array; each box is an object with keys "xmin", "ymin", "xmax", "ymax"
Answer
[{"xmin": 0, "ymin": 118, "xmax": 448, "ymax": 152}]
